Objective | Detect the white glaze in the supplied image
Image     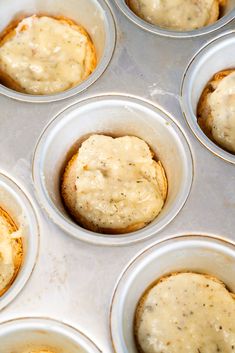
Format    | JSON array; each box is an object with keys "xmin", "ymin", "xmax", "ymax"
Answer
[
  {"xmin": 129, "ymin": 0, "xmax": 217, "ymax": 30},
  {"xmin": 0, "ymin": 16, "xmax": 95, "ymax": 94},
  {"xmin": 136, "ymin": 273, "xmax": 235, "ymax": 353},
  {"xmin": 74, "ymin": 135, "xmax": 166, "ymax": 230}
]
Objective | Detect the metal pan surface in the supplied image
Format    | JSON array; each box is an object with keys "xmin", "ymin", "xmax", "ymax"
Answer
[{"xmin": 0, "ymin": 1, "xmax": 235, "ymax": 352}]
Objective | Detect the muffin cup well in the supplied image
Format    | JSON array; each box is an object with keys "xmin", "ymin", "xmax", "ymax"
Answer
[
  {"xmin": 0, "ymin": 0, "xmax": 115, "ymax": 102},
  {"xmin": 181, "ymin": 31, "xmax": 235, "ymax": 164},
  {"xmin": 114, "ymin": 0, "xmax": 235, "ymax": 38},
  {"xmin": 110, "ymin": 235, "xmax": 235, "ymax": 353},
  {"xmin": 32, "ymin": 95, "xmax": 193, "ymax": 246},
  {"xmin": 0, "ymin": 172, "xmax": 39, "ymax": 310},
  {"xmin": 0, "ymin": 317, "xmax": 101, "ymax": 353}
]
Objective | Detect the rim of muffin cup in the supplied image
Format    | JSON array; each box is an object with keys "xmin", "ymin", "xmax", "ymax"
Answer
[
  {"xmin": 0, "ymin": 0, "xmax": 116, "ymax": 103},
  {"xmin": 0, "ymin": 172, "xmax": 39, "ymax": 310},
  {"xmin": 114, "ymin": 0, "xmax": 235, "ymax": 38},
  {"xmin": 32, "ymin": 94, "xmax": 193, "ymax": 246},
  {"xmin": 110, "ymin": 234, "xmax": 235, "ymax": 353},
  {"xmin": 181, "ymin": 30, "xmax": 235, "ymax": 164},
  {"xmin": 0, "ymin": 317, "xmax": 101, "ymax": 353}
]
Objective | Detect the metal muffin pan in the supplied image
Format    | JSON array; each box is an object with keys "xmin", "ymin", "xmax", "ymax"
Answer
[
  {"xmin": 0, "ymin": 0, "xmax": 116, "ymax": 103},
  {"xmin": 0, "ymin": 172, "xmax": 39, "ymax": 311},
  {"xmin": 115, "ymin": 0, "xmax": 235, "ymax": 37},
  {"xmin": 0, "ymin": 0, "xmax": 235, "ymax": 352},
  {"xmin": 0, "ymin": 317, "xmax": 101, "ymax": 353},
  {"xmin": 110, "ymin": 235, "xmax": 235, "ymax": 353},
  {"xmin": 33, "ymin": 95, "xmax": 193, "ymax": 245},
  {"xmin": 182, "ymin": 31, "xmax": 235, "ymax": 164}
]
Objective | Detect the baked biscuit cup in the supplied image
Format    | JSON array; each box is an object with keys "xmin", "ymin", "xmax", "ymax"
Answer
[
  {"xmin": 33, "ymin": 95, "xmax": 193, "ymax": 246},
  {"xmin": 0, "ymin": 317, "xmax": 101, "ymax": 353},
  {"xmin": 115, "ymin": 0, "xmax": 235, "ymax": 37},
  {"xmin": 181, "ymin": 31, "xmax": 235, "ymax": 164},
  {"xmin": 0, "ymin": 173, "xmax": 39, "ymax": 310},
  {"xmin": 0, "ymin": 0, "xmax": 115, "ymax": 102},
  {"xmin": 110, "ymin": 235, "xmax": 235, "ymax": 353}
]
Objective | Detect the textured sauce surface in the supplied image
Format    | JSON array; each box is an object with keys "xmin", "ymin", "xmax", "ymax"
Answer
[
  {"xmin": 136, "ymin": 273, "xmax": 235, "ymax": 353},
  {"xmin": 128, "ymin": 0, "xmax": 220, "ymax": 30},
  {"xmin": 0, "ymin": 15, "xmax": 96, "ymax": 95},
  {"xmin": 21, "ymin": 350, "xmax": 57, "ymax": 353},
  {"xmin": 207, "ymin": 71, "xmax": 235, "ymax": 153},
  {"xmin": 74, "ymin": 135, "xmax": 166, "ymax": 231}
]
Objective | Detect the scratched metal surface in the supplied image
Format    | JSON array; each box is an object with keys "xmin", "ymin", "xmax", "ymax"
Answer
[{"xmin": 0, "ymin": 1, "xmax": 235, "ymax": 352}]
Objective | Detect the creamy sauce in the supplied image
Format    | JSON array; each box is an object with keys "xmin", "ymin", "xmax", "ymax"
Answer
[
  {"xmin": 22, "ymin": 350, "xmax": 56, "ymax": 353},
  {"xmin": 0, "ymin": 16, "xmax": 95, "ymax": 94},
  {"xmin": 128, "ymin": 0, "xmax": 217, "ymax": 31},
  {"xmin": 136, "ymin": 273, "xmax": 235, "ymax": 353},
  {"xmin": 208, "ymin": 71, "xmax": 235, "ymax": 153},
  {"xmin": 0, "ymin": 212, "xmax": 17, "ymax": 292},
  {"xmin": 74, "ymin": 135, "xmax": 166, "ymax": 230}
]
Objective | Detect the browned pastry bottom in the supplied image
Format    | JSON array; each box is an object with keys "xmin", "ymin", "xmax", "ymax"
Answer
[
  {"xmin": 197, "ymin": 69, "xmax": 235, "ymax": 150},
  {"xmin": 0, "ymin": 206, "xmax": 23, "ymax": 296}
]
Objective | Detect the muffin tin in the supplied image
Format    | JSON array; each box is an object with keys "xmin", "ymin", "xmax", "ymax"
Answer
[
  {"xmin": 32, "ymin": 96, "xmax": 193, "ymax": 245},
  {"xmin": 115, "ymin": 0, "xmax": 235, "ymax": 37},
  {"xmin": 0, "ymin": 173, "xmax": 39, "ymax": 311},
  {"xmin": 0, "ymin": 0, "xmax": 235, "ymax": 352},
  {"xmin": 0, "ymin": 318, "xmax": 101, "ymax": 353},
  {"xmin": 182, "ymin": 31, "xmax": 235, "ymax": 164},
  {"xmin": 0, "ymin": 0, "xmax": 115, "ymax": 102},
  {"xmin": 110, "ymin": 236, "xmax": 235, "ymax": 353}
]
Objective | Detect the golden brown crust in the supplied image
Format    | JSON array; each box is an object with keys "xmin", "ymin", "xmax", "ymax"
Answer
[
  {"xmin": 134, "ymin": 271, "xmax": 235, "ymax": 353},
  {"xmin": 0, "ymin": 68, "xmax": 25, "ymax": 93},
  {"xmin": 61, "ymin": 140, "xmax": 167, "ymax": 234},
  {"xmin": 197, "ymin": 69, "xmax": 235, "ymax": 147},
  {"xmin": 155, "ymin": 161, "xmax": 168, "ymax": 201},
  {"xmin": 208, "ymin": 0, "xmax": 228, "ymax": 26},
  {"xmin": 0, "ymin": 207, "xmax": 23, "ymax": 297},
  {"xmin": 218, "ymin": 0, "xmax": 227, "ymax": 7},
  {"xmin": 0, "ymin": 15, "xmax": 96, "ymax": 93},
  {"xmin": 207, "ymin": 1, "xmax": 219, "ymax": 26}
]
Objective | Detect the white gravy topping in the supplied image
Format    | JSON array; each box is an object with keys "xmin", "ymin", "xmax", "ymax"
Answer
[
  {"xmin": 22, "ymin": 350, "xmax": 56, "ymax": 353},
  {"xmin": 0, "ymin": 16, "xmax": 94, "ymax": 94},
  {"xmin": 136, "ymin": 273, "xmax": 235, "ymax": 353},
  {"xmin": 208, "ymin": 71, "xmax": 235, "ymax": 153},
  {"xmin": 129, "ymin": 0, "xmax": 216, "ymax": 31},
  {"xmin": 75, "ymin": 135, "xmax": 166, "ymax": 230}
]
